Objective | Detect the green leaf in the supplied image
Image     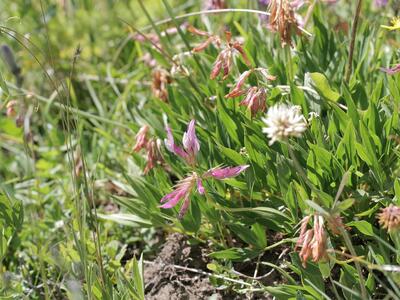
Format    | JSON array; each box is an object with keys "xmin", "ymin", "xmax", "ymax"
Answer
[
  {"xmin": 209, "ymin": 248, "xmax": 260, "ymax": 261},
  {"xmin": 97, "ymin": 213, "xmax": 152, "ymax": 227},
  {"xmin": 229, "ymin": 223, "xmax": 261, "ymax": 248},
  {"xmin": 309, "ymin": 72, "xmax": 340, "ymax": 102},
  {"xmin": 225, "ymin": 207, "xmax": 292, "ymax": 223},
  {"xmin": 217, "ymin": 145, "xmax": 246, "ymax": 165},
  {"xmin": 132, "ymin": 254, "xmax": 145, "ymax": 300},
  {"xmin": 394, "ymin": 179, "xmax": 400, "ymax": 205},
  {"xmin": 291, "ymin": 253, "xmax": 325, "ymax": 294},
  {"xmin": 347, "ymin": 220, "xmax": 375, "ymax": 236},
  {"xmin": 335, "ymin": 198, "xmax": 355, "ymax": 212}
]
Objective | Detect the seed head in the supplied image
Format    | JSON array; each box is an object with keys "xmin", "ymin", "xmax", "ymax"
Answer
[
  {"xmin": 151, "ymin": 68, "xmax": 171, "ymax": 102},
  {"xmin": 378, "ymin": 204, "xmax": 400, "ymax": 233},
  {"xmin": 268, "ymin": 0, "xmax": 302, "ymax": 47}
]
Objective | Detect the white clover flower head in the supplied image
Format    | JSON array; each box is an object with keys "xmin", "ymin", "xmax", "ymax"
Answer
[{"xmin": 262, "ymin": 104, "xmax": 307, "ymax": 145}]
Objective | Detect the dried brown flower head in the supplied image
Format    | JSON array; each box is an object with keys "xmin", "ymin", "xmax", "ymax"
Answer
[
  {"xmin": 188, "ymin": 27, "xmax": 251, "ymax": 79},
  {"xmin": 378, "ymin": 204, "xmax": 400, "ymax": 233},
  {"xmin": 296, "ymin": 215, "xmax": 328, "ymax": 267},
  {"xmin": 224, "ymin": 68, "xmax": 275, "ymax": 116},
  {"xmin": 144, "ymin": 138, "xmax": 165, "ymax": 174},
  {"xmin": 268, "ymin": 0, "xmax": 302, "ymax": 47},
  {"xmin": 310, "ymin": 215, "xmax": 327, "ymax": 263},
  {"xmin": 151, "ymin": 68, "xmax": 172, "ymax": 102},
  {"xmin": 133, "ymin": 125, "xmax": 149, "ymax": 153},
  {"xmin": 326, "ymin": 214, "xmax": 346, "ymax": 235}
]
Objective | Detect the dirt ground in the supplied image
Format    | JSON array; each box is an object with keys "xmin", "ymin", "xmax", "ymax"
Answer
[
  {"xmin": 144, "ymin": 233, "xmax": 235, "ymax": 299},
  {"xmin": 142, "ymin": 231, "xmax": 289, "ymax": 299}
]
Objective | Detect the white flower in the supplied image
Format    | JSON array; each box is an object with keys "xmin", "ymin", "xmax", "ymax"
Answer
[{"xmin": 262, "ymin": 104, "xmax": 307, "ymax": 145}]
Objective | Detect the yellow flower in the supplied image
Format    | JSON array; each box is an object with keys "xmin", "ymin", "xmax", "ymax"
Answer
[{"xmin": 381, "ymin": 17, "xmax": 400, "ymax": 31}]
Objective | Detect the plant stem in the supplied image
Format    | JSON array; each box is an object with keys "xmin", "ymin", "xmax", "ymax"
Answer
[
  {"xmin": 345, "ymin": 0, "xmax": 363, "ymax": 83},
  {"xmin": 140, "ymin": 9, "xmax": 312, "ymax": 37},
  {"xmin": 203, "ymin": 190, "xmax": 233, "ymax": 247},
  {"xmin": 303, "ymin": 0, "xmax": 318, "ymax": 28},
  {"xmin": 6, "ymin": 82, "xmax": 133, "ymax": 132},
  {"xmin": 284, "ymin": 46, "xmax": 294, "ymax": 83},
  {"xmin": 339, "ymin": 227, "xmax": 368, "ymax": 299}
]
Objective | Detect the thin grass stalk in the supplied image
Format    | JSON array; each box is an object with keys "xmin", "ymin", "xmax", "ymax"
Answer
[
  {"xmin": 38, "ymin": 246, "xmax": 51, "ymax": 300},
  {"xmin": 5, "ymin": 82, "xmax": 132, "ymax": 131},
  {"xmin": 303, "ymin": 0, "xmax": 318, "ymax": 28},
  {"xmin": 284, "ymin": 46, "xmax": 294, "ymax": 83},
  {"xmin": 137, "ymin": 0, "xmax": 173, "ymax": 56},
  {"xmin": 345, "ymin": 0, "xmax": 363, "ymax": 83},
  {"xmin": 203, "ymin": 190, "xmax": 233, "ymax": 247},
  {"xmin": 338, "ymin": 227, "xmax": 368, "ymax": 299},
  {"xmin": 1, "ymin": 19, "xmax": 98, "ymax": 299}
]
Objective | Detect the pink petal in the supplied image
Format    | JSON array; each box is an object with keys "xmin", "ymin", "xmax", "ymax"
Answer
[
  {"xmin": 164, "ymin": 126, "xmax": 187, "ymax": 158},
  {"xmin": 225, "ymin": 70, "xmax": 252, "ymax": 98},
  {"xmin": 133, "ymin": 125, "xmax": 149, "ymax": 152},
  {"xmin": 205, "ymin": 165, "xmax": 250, "ymax": 180},
  {"xmin": 178, "ymin": 196, "xmax": 191, "ymax": 219},
  {"xmin": 380, "ymin": 64, "xmax": 400, "ymax": 75},
  {"xmin": 182, "ymin": 120, "xmax": 200, "ymax": 157},
  {"xmin": 160, "ymin": 190, "xmax": 185, "ymax": 208},
  {"xmin": 197, "ymin": 178, "xmax": 205, "ymax": 195}
]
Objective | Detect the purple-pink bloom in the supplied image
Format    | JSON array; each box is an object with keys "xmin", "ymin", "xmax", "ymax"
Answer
[
  {"xmin": 160, "ymin": 174, "xmax": 197, "ymax": 218},
  {"xmin": 165, "ymin": 126, "xmax": 187, "ymax": 158},
  {"xmin": 182, "ymin": 120, "xmax": 200, "ymax": 160},
  {"xmin": 197, "ymin": 178, "xmax": 205, "ymax": 195},
  {"xmin": 160, "ymin": 165, "xmax": 249, "ymax": 218},
  {"xmin": 259, "ymin": 0, "xmax": 270, "ymax": 5},
  {"xmin": 204, "ymin": 165, "xmax": 250, "ymax": 180},
  {"xmin": 375, "ymin": 0, "xmax": 388, "ymax": 7},
  {"xmin": 380, "ymin": 64, "xmax": 400, "ymax": 75},
  {"xmin": 165, "ymin": 119, "xmax": 200, "ymax": 165}
]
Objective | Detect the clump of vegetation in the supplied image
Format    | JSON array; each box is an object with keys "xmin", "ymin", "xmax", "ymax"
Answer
[{"xmin": 1, "ymin": 0, "xmax": 400, "ymax": 299}]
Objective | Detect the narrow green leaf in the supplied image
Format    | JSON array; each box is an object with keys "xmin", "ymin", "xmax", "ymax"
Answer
[{"xmin": 310, "ymin": 72, "xmax": 340, "ymax": 102}]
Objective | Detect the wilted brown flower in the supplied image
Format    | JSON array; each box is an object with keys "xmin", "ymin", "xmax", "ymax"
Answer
[
  {"xmin": 310, "ymin": 215, "xmax": 327, "ymax": 263},
  {"xmin": 225, "ymin": 68, "xmax": 275, "ymax": 98},
  {"xmin": 268, "ymin": 0, "xmax": 302, "ymax": 47},
  {"xmin": 296, "ymin": 215, "xmax": 328, "ymax": 267},
  {"xmin": 133, "ymin": 126, "xmax": 165, "ymax": 174},
  {"xmin": 326, "ymin": 214, "xmax": 346, "ymax": 235},
  {"xmin": 188, "ymin": 27, "xmax": 222, "ymax": 53},
  {"xmin": 225, "ymin": 70, "xmax": 253, "ymax": 98},
  {"xmin": 295, "ymin": 215, "xmax": 311, "ymax": 250},
  {"xmin": 133, "ymin": 125, "xmax": 149, "ymax": 153},
  {"xmin": 224, "ymin": 68, "xmax": 275, "ymax": 116},
  {"xmin": 298, "ymin": 229, "xmax": 314, "ymax": 266},
  {"xmin": 189, "ymin": 27, "xmax": 251, "ymax": 79},
  {"xmin": 378, "ymin": 204, "xmax": 400, "ymax": 233},
  {"xmin": 144, "ymin": 138, "xmax": 165, "ymax": 174},
  {"xmin": 239, "ymin": 87, "xmax": 267, "ymax": 116},
  {"xmin": 6, "ymin": 100, "xmax": 18, "ymax": 117},
  {"xmin": 152, "ymin": 68, "xmax": 171, "ymax": 102}
]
